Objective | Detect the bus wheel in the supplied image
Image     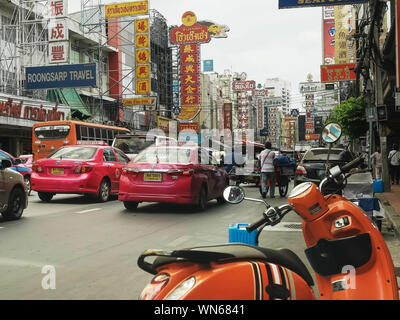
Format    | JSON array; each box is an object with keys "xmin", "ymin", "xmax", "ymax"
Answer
[{"xmin": 38, "ymin": 192, "xmax": 54, "ymax": 202}]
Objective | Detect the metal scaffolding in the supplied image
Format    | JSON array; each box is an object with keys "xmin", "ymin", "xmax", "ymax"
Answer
[{"xmin": 0, "ymin": 0, "xmax": 50, "ymax": 99}]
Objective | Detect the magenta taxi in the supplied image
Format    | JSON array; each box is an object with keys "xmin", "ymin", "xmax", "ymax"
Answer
[
  {"xmin": 118, "ymin": 144, "xmax": 229, "ymax": 211},
  {"xmin": 31, "ymin": 144, "xmax": 130, "ymax": 202}
]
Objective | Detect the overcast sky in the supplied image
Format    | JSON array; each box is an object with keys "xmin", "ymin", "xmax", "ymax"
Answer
[{"xmin": 71, "ymin": 0, "xmax": 323, "ymax": 106}]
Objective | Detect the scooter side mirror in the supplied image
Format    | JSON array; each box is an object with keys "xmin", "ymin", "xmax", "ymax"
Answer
[
  {"xmin": 223, "ymin": 186, "xmax": 245, "ymax": 204},
  {"xmin": 321, "ymin": 123, "xmax": 342, "ymax": 144}
]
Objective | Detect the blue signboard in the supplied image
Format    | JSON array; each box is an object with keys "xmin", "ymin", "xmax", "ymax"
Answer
[
  {"xmin": 203, "ymin": 60, "xmax": 214, "ymax": 73},
  {"xmin": 279, "ymin": 0, "xmax": 367, "ymax": 9},
  {"xmin": 25, "ymin": 63, "xmax": 97, "ymax": 89}
]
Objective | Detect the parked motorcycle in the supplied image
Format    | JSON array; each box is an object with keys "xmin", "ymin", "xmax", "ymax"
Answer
[{"xmin": 137, "ymin": 124, "xmax": 399, "ymax": 300}]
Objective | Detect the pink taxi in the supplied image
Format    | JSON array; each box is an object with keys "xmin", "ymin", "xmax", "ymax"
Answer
[
  {"xmin": 31, "ymin": 144, "xmax": 130, "ymax": 202},
  {"xmin": 118, "ymin": 144, "xmax": 229, "ymax": 211}
]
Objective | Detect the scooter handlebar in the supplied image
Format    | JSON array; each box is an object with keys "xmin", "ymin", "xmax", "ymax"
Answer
[
  {"xmin": 246, "ymin": 214, "xmax": 268, "ymax": 233},
  {"xmin": 246, "ymin": 204, "xmax": 293, "ymax": 233}
]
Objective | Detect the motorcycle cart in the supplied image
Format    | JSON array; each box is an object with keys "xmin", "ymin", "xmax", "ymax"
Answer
[{"xmin": 258, "ymin": 157, "xmax": 296, "ymax": 197}]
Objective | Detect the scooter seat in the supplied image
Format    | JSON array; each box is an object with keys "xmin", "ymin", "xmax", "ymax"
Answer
[{"xmin": 151, "ymin": 243, "xmax": 314, "ymax": 287}]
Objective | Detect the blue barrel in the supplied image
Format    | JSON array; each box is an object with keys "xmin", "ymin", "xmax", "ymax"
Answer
[
  {"xmin": 228, "ymin": 223, "xmax": 258, "ymax": 246},
  {"xmin": 373, "ymin": 180, "xmax": 383, "ymax": 193}
]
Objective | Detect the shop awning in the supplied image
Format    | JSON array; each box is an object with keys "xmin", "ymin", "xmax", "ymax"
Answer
[{"xmin": 47, "ymin": 88, "xmax": 91, "ymax": 118}]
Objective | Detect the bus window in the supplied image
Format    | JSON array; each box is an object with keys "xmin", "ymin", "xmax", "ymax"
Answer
[
  {"xmin": 34, "ymin": 125, "xmax": 70, "ymax": 140},
  {"xmin": 101, "ymin": 129, "xmax": 107, "ymax": 142},
  {"xmin": 95, "ymin": 128, "xmax": 101, "ymax": 140},
  {"xmin": 88, "ymin": 127, "xmax": 95, "ymax": 140}
]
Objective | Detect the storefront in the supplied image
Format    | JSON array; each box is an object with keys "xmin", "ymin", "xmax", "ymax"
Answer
[{"xmin": 0, "ymin": 93, "xmax": 70, "ymax": 157}]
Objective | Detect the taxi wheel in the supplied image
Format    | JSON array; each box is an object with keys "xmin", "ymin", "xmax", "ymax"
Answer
[
  {"xmin": 197, "ymin": 186, "xmax": 208, "ymax": 211},
  {"xmin": 98, "ymin": 179, "xmax": 110, "ymax": 202},
  {"xmin": 38, "ymin": 192, "xmax": 54, "ymax": 202},
  {"xmin": 123, "ymin": 201, "xmax": 139, "ymax": 210},
  {"xmin": 2, "ymin": 187, "xmax": 25, "ymax": 220}
]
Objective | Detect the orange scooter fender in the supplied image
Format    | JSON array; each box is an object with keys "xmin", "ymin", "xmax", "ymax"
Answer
[{"xmin": 142, "ymin": 260, "xmax": 316, "ymax": 300}]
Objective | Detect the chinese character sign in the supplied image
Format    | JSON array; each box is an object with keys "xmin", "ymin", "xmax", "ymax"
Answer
[
  {"xmin": 48, "ymin": 42, "xmax": 69, "ymax": 63},
  {"xmin": 48, "ymin": 0, "xmax": 69, "ymax": 64},
  {"xmin": 178, "ymin": 43, "xmax": 201, "ymax": 121},
  {"xmin": 135, "ymin": 18, "xmax": 151, "ymax": 95}
]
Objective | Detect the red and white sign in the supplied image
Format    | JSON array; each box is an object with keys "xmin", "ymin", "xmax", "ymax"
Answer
[
  {"xmin": 48, "ymin": 0, "xmax": 69, "ymax": 64},
  {"xmin": 50, "ymin": 0, "xmax": 68, "ymax": 17},
  {"xmin": 49, "ymin": 42, "xmax": 69, "ymax": 63},
  {"xmin": 232, "ymin": 80, "xmax": 256, "ymax": 91}
]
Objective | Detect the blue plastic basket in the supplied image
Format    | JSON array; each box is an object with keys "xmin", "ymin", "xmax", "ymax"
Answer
[{"xmin": 228, "ymin": 223, "xmax": 258, "ymax": 246}]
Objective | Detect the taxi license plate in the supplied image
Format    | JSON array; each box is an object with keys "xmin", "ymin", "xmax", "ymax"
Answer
[
  {"xmin": 51, "ymin": 168, "xmax": 64, "ymax": 175},
  {"xmin": 144, "ymin": 173, "xmax": 162, "ymax": 182}
]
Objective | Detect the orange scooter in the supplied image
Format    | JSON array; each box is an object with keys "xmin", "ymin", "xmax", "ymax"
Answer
[{"xmin": 137, "ymin": 124, "xmax": 399, "ymax": 300}]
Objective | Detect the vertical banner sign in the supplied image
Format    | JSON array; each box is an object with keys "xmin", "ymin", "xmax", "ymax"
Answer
[
  {"xmin": 257, "ymin": 98, "xmax": 263, "ymax": 129},
  {"xmin": 334, "ymin": 5, "xmax": 357, "ymax": 64},
  {"xmin": 323, "ymin": 6, "xmax": 335, "ymax": 65},
  {"xmin": 48, "ymin": 0, "xmax": 69, "ymax": 63},
  {"xmin": 135, "ymin": 17, "xmax": 151, "ymax": 95},
  {"xmin": 170, "ymin": 11, "xmax": 210, "ymax": 121},
  {"xmin": 179, "ymin": 43, "xmax": 201, "ymax": 121},
  {"xmin": 223, "ymin": 103, "xmax": 232, "ymax": 131},
  {"xmin": 238, "ymin": 92, "xmax": 249, "ymax": 138}
]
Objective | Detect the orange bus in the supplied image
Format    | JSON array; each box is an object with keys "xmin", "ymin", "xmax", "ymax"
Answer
[{"xmin": 32, "ymin": 120, "xmax": 130, "ymax": 161}]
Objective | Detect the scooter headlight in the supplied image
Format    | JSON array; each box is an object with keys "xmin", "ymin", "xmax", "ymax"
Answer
[
  {"xmin": 165, "ymin": 276, "xmax": 196, "ymax": 300},
  {"xmin": 139, "ymin": 273, "xmax": 170, "ymax": 300}
]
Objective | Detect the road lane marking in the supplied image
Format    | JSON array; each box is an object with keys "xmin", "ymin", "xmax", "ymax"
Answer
[
  {"xmin": 0, "ymin": 257, "xmax": 49, "ymax": 268},
  {"xmin": 74, "ymin": 208, "xmax": 102, "ymax": 214}
]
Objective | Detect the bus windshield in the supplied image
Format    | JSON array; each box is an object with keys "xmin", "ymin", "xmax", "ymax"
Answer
[{"xmin": 34, "ymin": 125, "xmax": 70, "ymax": 140}]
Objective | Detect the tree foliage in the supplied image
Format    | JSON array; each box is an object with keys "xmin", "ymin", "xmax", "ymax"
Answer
[{"xmin": 329, "ymin": 96, "xmax": 368, "ymax": 139}]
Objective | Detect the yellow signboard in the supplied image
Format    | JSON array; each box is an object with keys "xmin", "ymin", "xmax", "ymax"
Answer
[
  {"xmin": 105, "ymin": 1, "xmax": 148, "ymax": 18},
  {"xmin": 136, "ymin": 49, "xmax": 150, "ymax": 64},
  {"xmin": 123, "ymin": 97, "xmax": 151, "ymax": 106},
  {"xmin": 135, "ymin": 19, "xmax": 149, "ymax": 33},
  {"xmin": 136, "ymin": 64, "xmax": 150, "ymax": 79},
  {"xmin": 136, "ymin": 34, "xmax": 149, "ymax": 48},
  {"xmin": 177, "ymin": 105, "xmax": 201, "ymax": 121},
  {"xmin": 136, "ymin": 79, "xmax": 151, "ymax": 95}
]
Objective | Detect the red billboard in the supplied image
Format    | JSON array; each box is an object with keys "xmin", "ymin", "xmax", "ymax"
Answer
[
  {"xmin": 170, "ymin": 11, "xmax": 211, "ymax": 45},
  {"xmin": 323, "ymin": 19, "xmax": 335, "ymax": 65},
  {"xmin": 320, "ymin": 63, "xmax": 356, "ymax": 82}
]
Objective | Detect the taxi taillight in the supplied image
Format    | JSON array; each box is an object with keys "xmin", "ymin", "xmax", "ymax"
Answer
[
  {"xmin": 122, "ymin": 168, "xmax": 139, "ymax": 175},
  {"xmin": 74, "ymin": 165, "xmax": 93, "ymax": 174},
  {"xmin": 182, "ymin": 169, "xmax": 193, "ymax": 176},
  {"xmin": 32, "ymin": 164, "xmax": 43, "ymax": 173}
]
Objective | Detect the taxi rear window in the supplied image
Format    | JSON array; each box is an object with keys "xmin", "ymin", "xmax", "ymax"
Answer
[
  {"xmin": 49, "ymin": 147, "xmax": 97, "ymax": 160},
  {"xmin": 134, "ymin": 147, "xmax": 192, "ymax": 164}
]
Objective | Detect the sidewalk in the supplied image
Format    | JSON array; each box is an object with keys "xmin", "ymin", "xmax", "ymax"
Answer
[
  {"xmin": 376, "ymin": 184, "xmax": 400, "ymax": 239},
  {"xmin": 375, "ymin": 185, "xmax": 400, "ymax": 280}
]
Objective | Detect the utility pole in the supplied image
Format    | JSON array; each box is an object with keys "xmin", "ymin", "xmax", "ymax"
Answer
[{"xmin": 371, "ymin": 0, "xmax": 390, "ymax": 191}]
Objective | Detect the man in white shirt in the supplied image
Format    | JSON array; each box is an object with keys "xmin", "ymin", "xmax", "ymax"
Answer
[
  {"xmin": 258, "ymin": 142, "xmax": 276, "ymax": 198},
  {"xmin": 388, "ymin": 144, "xmax": 400, "ymax": 184}
]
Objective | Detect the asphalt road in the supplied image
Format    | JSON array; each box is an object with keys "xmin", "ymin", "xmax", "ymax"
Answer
[{"xmin": 0, "ymin": 184, "xmax": 398, "ymax": 300}]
